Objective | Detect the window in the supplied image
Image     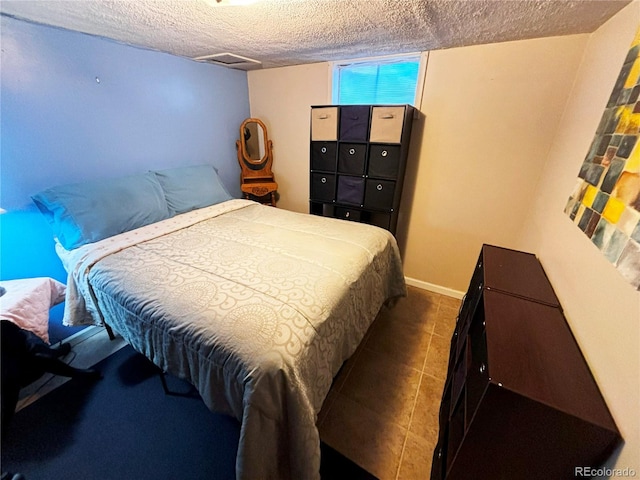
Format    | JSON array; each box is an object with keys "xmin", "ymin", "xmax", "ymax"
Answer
[{"xmin": 331, "ymin": 53, "xmax": 425, "ymax": 106}]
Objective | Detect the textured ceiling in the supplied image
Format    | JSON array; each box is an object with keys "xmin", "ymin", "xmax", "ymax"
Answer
[{"xmin": 0, "ymin": 0, "xmax": 632, "ymax": 69}]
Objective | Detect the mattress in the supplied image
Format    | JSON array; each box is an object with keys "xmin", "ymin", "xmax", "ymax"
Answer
[{"xmin": 58, "ymin": 199, "xmax": 406, "ymax": 479}]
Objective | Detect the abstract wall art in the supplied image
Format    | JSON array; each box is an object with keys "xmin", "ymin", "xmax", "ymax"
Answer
[{"xmin": 565, "ymin": 25, "xmax": 640, "ymax": 290}]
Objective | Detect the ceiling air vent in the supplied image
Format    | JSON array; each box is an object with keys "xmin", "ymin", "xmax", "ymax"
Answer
[{"xmin": 193, "ymin": 52, "xmax": 262, "ymax": 71}]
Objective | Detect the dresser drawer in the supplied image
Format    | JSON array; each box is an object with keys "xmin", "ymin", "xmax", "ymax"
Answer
[
  {"xmin": 368, "ymin": 144, "xmax": 401, "ymax": 178},
  {"xmin": 337, "ymin": 175, "xmax": 365, "ymax": 206},
  {"xmin": 466, "ymin": 318, "xmax": 489, "ymax": 417},
  {"xmin": 450, "ymin": 338, "xmax": 469, "ymax": 416},
  {"xmin": 370, "ymin": 106, "xmax": 406, "ymax": 143},
  {"xmin": 430, "ymin": 442, "xmax": 445, "ymax": 480},
  {"xmin": 335, "ymin": 207, "xmax": 361, "ymax": 222},
  {"xmin": 364, "ymin": 179, "xmax": 396, "ymax": 210},
  {"xmin": 339, "ymin": 105, "xmax": 370, "ymax": 141},
  {"xmin": 311, "ymin": 107, "xmax": 339, "ymax": 141},
  {"xmin": 310, "ymin": 173, "xmax": 336, "ymax": 202},
  {"xmin": 311, "ymin": 142, "xmax": 337, "ymax": 171},
  {"xmin": 446, "ymin": 394, "xmax": 465, "ymax": 473},
  {"xmin": 338, "ymin": 143, "xmax": 367, "ymax": 174},
  {"xmin": 454, "ymin": 256, "xmax": 485, "ymax": 357}
]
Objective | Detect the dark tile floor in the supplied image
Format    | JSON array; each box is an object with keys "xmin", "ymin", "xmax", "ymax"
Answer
[
  {"xmin": 318, "ymin": 286, "xmax": 460, "ymax": 479},
  {"xmin": 20, "ymin": 285, "xmax": 460, "ymax": 480}
]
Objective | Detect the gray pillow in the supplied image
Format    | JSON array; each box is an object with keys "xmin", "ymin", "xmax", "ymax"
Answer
[
  {"xmin": 153, "ymin": 164, "xmax": 232, "ymax": 215},
  {"xmin": 32, "ymin": 173, "xmax": 171, "ymax": 250}
]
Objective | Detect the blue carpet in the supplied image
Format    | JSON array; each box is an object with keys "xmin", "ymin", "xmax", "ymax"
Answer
[
  {"xmin": 1, "ymin": 346, "xmax": 376, "ymax": 480},
  {"xmin": 47, "ymin": 304, "xmax": 86, "ymax": 345}
]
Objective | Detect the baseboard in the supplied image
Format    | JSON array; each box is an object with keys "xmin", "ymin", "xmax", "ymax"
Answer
[
  {"xmin": 60, "ymin": 324, "xmax": 103, "ymax": 346},
  {"xmin": 405, "ymin": 276, "xmax": 465, "ymax": 299}
]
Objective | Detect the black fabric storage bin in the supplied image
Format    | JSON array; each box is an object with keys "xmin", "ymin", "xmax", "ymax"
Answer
[
  {"xmin": 337, "ymin": 176, "xmax": 365, "ymax": 206},
  {"xmin": 364, "ymin": 179, "xmax": 395, "ymax": 210},
  {"xmin": 310, "ymin": 173, "xmax": 336, "ymax": 202},
  {"xmin": 368, "ymin": 145, "xmax": 401, "ymax": 178},
  {"xmin": 311, "ymin": 142, "xmax": 338, "ymax": 171},
  {"xmin": 338, "ymin": 143, "xmax": 367, "ymax": 174},
  {"xmin": 310, "ymin": 104, "xmax": 415, "ymax": 235},
  {"xmin": 339, "ymin": 106, "xmax": 370, "ymax": 141}
]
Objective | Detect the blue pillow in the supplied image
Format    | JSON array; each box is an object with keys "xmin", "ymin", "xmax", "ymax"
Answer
[
  {"xmin": 152, "ymin": 164, "xmax": 232, "ymax": 215},
  {"xmin": 32, "ymin": 173, "xmax": 171, "ymax": 250}
]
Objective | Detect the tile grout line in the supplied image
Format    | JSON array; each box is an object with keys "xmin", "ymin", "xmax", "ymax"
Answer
[{"xmin": 395, "ymin": 301, "xmax": 439, "ymax": 480}]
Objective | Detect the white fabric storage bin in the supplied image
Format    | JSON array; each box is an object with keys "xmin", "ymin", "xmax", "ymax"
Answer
[
  {"xmin": 369, "ymin": 106, "xmax": 406, "ymax": 143},
  {"xmin": 311, "ymin": 107, "xmax": 339, "ymax": 141}
]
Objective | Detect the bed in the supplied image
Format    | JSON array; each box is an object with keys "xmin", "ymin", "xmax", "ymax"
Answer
[{"xmin": 32, "ymin": 165, "xmax": 407, "ymax": 480}]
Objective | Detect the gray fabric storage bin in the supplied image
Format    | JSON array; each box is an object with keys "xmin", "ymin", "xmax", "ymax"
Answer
[
  {"xmin": 337, "ymin": 176, "xmax": 365, "ymax": 206},
  {"xmin": 339, "ymin": 106, "xmax": 370, "ymax": 141}
]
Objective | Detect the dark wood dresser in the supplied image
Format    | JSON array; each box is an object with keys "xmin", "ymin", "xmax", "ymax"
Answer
[
  {"xmin": 431, "ymin": 244, "xmax": 621, "ymax": 480},
  {"xmin": 308, "ymin": 104, "xmax": 414, "ymax": 235}
]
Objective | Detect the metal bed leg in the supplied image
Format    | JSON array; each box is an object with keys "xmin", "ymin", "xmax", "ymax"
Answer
[
  {"xmin": 158, "ymin": 370, "xmax": 171, "ymax": 395},
  {"xmin": 157, "ymin": 370, "xmax": 197, "ymax": 397},
  {"xmin": 103, "ymin": 323, "xmax": 115, "ymax": 341}
]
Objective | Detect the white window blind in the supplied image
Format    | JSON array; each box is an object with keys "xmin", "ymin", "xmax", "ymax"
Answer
[{"xmin": 332, "ymin": 55, "xmax": 421, "ymax": 105}]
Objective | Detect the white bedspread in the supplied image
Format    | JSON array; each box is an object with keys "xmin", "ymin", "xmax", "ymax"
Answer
[{"xmin": 58, "ymin": 199, "xmax": 406, "ymax": 479}]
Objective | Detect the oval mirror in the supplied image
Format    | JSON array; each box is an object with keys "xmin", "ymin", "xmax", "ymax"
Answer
[{"xmin": 241, "ymin": 119, "xmax": 266, "ymax": 163}]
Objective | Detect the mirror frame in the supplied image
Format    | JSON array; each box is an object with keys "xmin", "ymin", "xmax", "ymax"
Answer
[{"xmin": 239, "ymin": 118, "xmax": 269, "ymax": 165}]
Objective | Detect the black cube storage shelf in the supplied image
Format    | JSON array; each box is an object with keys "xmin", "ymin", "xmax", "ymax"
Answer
[{"xmin": 309, "ymin": 104, "xmax": 415, "ymax": 235}]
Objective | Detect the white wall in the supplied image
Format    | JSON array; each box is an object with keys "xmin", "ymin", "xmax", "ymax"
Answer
[
  {"xmin": 519, "ymin": 2, "xmax": 640, "ymax": 470},
  {"xmin": 403, "ymin": 34, "xmax": 588, "ymax": 293},
  {"xmin": 248, "ymin": 63, "xmax": 330, "ymax": 213},
  {"xmin": 248, "ymin": 35, "xmax": 589, "ymax": 294},
  {"xmin": 247, "ymin": 16, "xmax": 640, "ymax": 470}
]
